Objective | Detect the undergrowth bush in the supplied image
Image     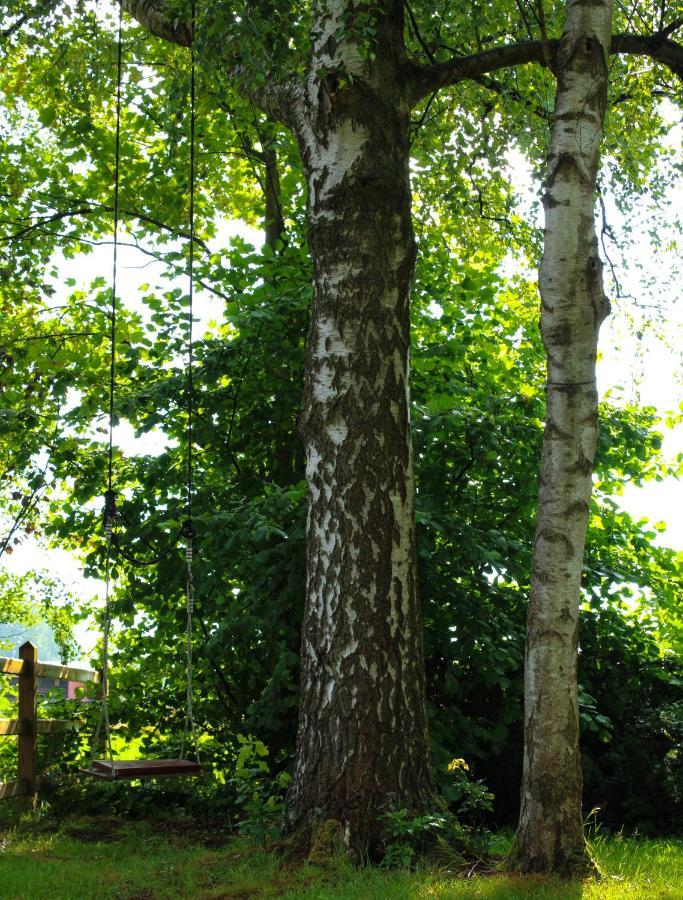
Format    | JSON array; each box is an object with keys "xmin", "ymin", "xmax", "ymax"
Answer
[
  {"xmin": 380, "ymin": 808, "xmax": 490, "ymax": 869},
  {"xmin": 229, "ymin": 734, "xmax": 290, "ymax": 845},
  {"xmin": 380, "ymin": 758, "xmax": 493, "ymax": 869}
]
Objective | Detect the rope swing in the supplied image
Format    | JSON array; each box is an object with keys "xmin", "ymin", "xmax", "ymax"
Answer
[{"xmin": 82, "ymin": 0, "xmax": 201, "ymax": 781}]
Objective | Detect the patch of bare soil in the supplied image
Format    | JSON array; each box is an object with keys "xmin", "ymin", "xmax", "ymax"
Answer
[
  {"xmin": 65, "ymin": 816, "xmax": 126, "ymax": 842},
  {"xmin": 151, "ymin": 817, "xmax": 235, "ymax": 847},
  {"xmin": 209, "ymin": 892, "xmax": 259, "ymax": 900}
]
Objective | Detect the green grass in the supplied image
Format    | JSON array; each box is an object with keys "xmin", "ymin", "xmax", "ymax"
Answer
[{"xmin": 0, "ymin": 817, "xmax": 680, "ymax": 899}]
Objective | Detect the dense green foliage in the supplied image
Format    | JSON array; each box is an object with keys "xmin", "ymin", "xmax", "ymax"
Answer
[
  {"xmin": 0, "ymin": 573, "xmax": 78, "ymax": 658},
  {"xmin": 0, "ymin": 0, "xmax": 681, "ymax": 836}
]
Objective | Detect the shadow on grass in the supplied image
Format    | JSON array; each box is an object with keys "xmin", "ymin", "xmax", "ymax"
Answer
[{"xmin": 456, "ymin": 873, "xmax": 584, "ymax": 899}]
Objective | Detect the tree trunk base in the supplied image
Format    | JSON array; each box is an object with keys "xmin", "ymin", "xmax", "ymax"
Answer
[
  {"xmin": 307, "ymin": 819, "xmax": 347, "ymax": 866},
  {"xmin": 507, "ymin": 836, "xmax": 599, "ymax": 879}
]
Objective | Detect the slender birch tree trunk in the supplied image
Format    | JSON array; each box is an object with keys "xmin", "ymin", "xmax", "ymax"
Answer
[
  {"xmin": 284, "ymin": 1, "xmax": 437, "ymax": 850},
  {"xmin": 511, "ymin": 0, "xmax": 614, "ymax": 877}
]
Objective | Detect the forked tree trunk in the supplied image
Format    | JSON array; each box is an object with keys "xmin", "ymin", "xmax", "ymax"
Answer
[
  {"xmin": 511, "ymin": 0, "xmax": 614, "ymax": 877},
  {"xmin": 285, "ymin": 1, "xmax": 436, "ymax": 850}
]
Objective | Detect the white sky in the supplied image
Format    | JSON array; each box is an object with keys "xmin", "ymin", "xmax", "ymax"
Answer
[{"xmin": 1, "ymin": 156, "xmax": 681, "ymax": 662}]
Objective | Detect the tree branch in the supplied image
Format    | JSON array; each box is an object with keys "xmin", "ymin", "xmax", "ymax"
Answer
[
  {"xmin": 409, "ymin": 31, "xmax": 683, "ymax": 104},
  {"xmin": 611, "ymin": 30, "xmax": 683, "ymax": 77},
  {"xmin": 408, "ymin": 40, "xmax": 553, "ymax": 103},
  {"xmin": 1, "ymin": 200, "xmax": 209, "ymax": 253},
  {"xmin": 120, "ymin": 2, "xmax": 302, "ymax": 128},
  {"xmin": 404, "ymin": 0, "xmax": 436, "ymax": 64},
  {"xmin": 0, "ymin": 0, "xmax": 61, "ymax": 41},
  {"xmin": 121, "ymin": 1, "xmax": 192, "ymax": 47}
]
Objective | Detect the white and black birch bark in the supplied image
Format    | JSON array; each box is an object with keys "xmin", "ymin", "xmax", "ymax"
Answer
[
  {"xmin": 284, "ymin": 1, "xmax": 436, "ymax": 849},
  {"xmin": 511, "ymin": 0, "xmax": 614, "ymax": 877}
]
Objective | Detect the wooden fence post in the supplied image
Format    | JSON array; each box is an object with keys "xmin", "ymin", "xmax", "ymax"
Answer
[{"xmin": 18, "ymin": 641, "xmax": 37, "ymax": 808}]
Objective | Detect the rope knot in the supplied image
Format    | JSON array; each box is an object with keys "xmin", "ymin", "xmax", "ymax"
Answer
[
  {"xmin": 181, "ymin": 518, "xmax": 196, "ymax": 539},
  {"xmin": 103, "ymin": 489, "xmax": 118, "ymax": 528}
]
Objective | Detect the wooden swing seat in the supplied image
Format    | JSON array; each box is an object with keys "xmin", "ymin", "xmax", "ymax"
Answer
[{"xmin": 80, "ymin": 758, "xmax": 202, "ymax": 780}]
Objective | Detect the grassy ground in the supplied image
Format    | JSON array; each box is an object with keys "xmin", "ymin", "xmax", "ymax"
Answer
[{"xmin": 0, "ymin": 817, "xmax": 680, "ymax": 899}]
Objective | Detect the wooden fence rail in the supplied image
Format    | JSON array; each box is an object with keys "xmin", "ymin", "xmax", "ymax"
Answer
[{"xmin": 0, "ymin": 641, "xmax": 100, "ymax": 807}]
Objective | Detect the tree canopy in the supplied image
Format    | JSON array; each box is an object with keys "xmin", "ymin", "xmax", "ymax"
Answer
[{"xmin": 0, "ymin": 0, "xmax": 681, "ymax": 853}]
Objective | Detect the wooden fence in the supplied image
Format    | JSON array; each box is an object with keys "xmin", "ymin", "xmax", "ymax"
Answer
[{"xmin": 0, "ymin": 641, "xmax": 100, "ymax": 805}]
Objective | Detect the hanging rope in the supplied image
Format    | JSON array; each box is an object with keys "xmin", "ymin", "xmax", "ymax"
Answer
[
  {"xmin": 97, "ymin": 0, "xmax": 185, "ymax": 569},
  {"xmin": 181, "ymin": 0, "xmax": 199, "ymax": 763},
  {"xmin": 90, "ymin": 0, "xmax": 124, "ymax": 768},
  {"xmin": 90, "ymin": 527, "xmax": 115, "ymax": 769},
  {"xmin": 186, "ymin": 11, "xmax": 196, "ymax": 532},
  {"xmin": 106, "ymin": 0, "xmax": 124, "ymax": 518},
  {"xmin": 180, "ymin": 523, "xmax": 199, "ymax": 761},
  {"xmin": 89, "ymin": 1, "xmax": 200, "ymax": 769}
]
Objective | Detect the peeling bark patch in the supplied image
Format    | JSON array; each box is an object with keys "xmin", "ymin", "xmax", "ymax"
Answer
[
  {"xmin": 537, "ymin": 528, "xmax": 574, "ymax": 560},
  {"xmin": 547, "ymin": 323, "xmax": 572, "ymax": 347}
]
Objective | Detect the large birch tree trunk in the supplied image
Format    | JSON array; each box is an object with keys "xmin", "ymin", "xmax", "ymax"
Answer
[
  {"xmin": 284, "ymin": 1, "xmax": 437, "ymax": 850},
  {"xmin": 512, "ymin": 0, "xmax": 614, "ymax": 877}
]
